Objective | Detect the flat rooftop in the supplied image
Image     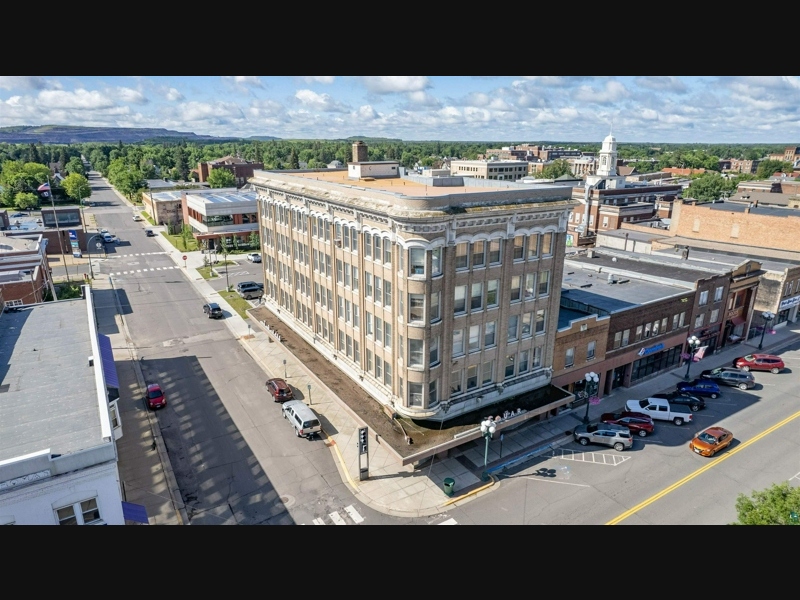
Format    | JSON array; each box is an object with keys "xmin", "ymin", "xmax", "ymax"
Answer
[
  {"xmin": 562, "ymin": 256, "xmax": 694, "ymax": 314},
  {"xmin": 186, "ymin": 190, "xmax": 258, "ymax": 204},
  {"xmin": 151, "ymin": 190, "xmax": 184, "ymax": 201},
  {"xmin": 701, "ymin": 200, "xmax": 800, "ymax": 217},
  {"xmin": 0, "ymin": 300, "xmax": 102, "ymax": 462}
]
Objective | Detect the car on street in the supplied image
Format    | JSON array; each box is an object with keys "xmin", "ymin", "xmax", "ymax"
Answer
[
  {"xmin": 145, "ymin": 229, "xmax": 156, "ymax": 237},
  {"xmin": 573, "ymin": 422, "xmax": 633, "ymax": 451},
  {"xmin": 600, "ymin": 411, "xmax": 654, "ymax": 437},
  {"xmin": 676, "ymin": 379, "xmax": 721, "ymax": 398},
  {"xmin": 700, "ymin": 367, "xmax": 756, "ymax": 390},
  {"xmin": 689, "ymin": 427, "xmax": 734, "ymax": 457},
  {"xmin": 99, "ymin": 228, "xmax": 108, "ymax": 234},
  {"xmin": 145, "ymin": 383, "xmax": 167, "ymax": 410},
  {"xmin": 236, "ymin": 281, "xmax": 264, "ymax": 300},
  {"xmin": 133, "ymin": 214, "xmax": 143, "ymax": 221},
  {"xmin": 650, "ymin": 391, "xmax": 706, "ymax": 412},
  {"xmin": 246, "ymin": 253, "xmax": 262, "ymax": 263},
  {"xmin": 203, "ymin": 302, "xmax": 224, "ymax": 319},
  {"xmin": 732, "ymin": 354, "xmax": 785, "ymax": 374},
  {"xmin": 10, "ymin": 212, "xmax": 28, "ymax": 217},
  {"xmin": 102, "ymin": 233, "xmax": 117, "ymax": 243},
  {"xmin": 266, "ymin": 378, "xmax": 294, "ymax": 402}
]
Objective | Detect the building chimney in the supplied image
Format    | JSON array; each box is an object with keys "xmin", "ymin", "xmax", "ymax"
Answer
[{"xmin": 352, "ymin": 141, "xmax": 368, "ymax": 163}]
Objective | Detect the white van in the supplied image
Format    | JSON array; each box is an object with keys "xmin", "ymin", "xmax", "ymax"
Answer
[{"xmin": 282, "ymin": 400, "xmax": 321, "ymax": 439}]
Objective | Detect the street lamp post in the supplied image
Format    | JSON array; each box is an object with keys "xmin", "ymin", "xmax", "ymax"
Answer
[
  {"xmin": 480, "ymin": 417, "xmax": 496, "ymax": 481},
  {"xmin": 758, "ymin": 311, "xmax": 775, "ymax": 350},
  {"xmin": 684, "ymin": 335, "xmax": 701, "ymax": 380},
  {"xmin": 582, "ymin": 371, "xmax": 600, "ymax": 424}
]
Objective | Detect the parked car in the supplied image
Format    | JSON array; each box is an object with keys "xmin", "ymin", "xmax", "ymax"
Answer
[
  {"xmin": 102, "ymin": 233, "xmax": 114, "ymax": 243},
  {"xmin": 625, "ymin": 397, "xmax": 694, "ymax": 426},
  {"xmin": 600, "ymin": 411, "xmax": 654, "ymax": 437},
  {"xmin": 689, "ymin": 427, "xmax": 734, "ymax": 457},
  {"xmin": 203, "ymin": 302, "xmax": 223, "ymax": 319},
  {"xmin": 10, "ymin": 212, "xmax": 28, "ymax": 218},
  {"xmin": 266, "ymin": 378, "xmax": 294, "ymax": 402},
  {"xmin": 282, "ymin": 400, "xmax": 322, "ymax": 439},
  {"xmin": 236, "ymin": 281, "xmax": 264, "ymax": 300},
  {"xmin": 99, "ymin": 228, "xmax": 108, "ymax": 234},
  {"xmin": 573, "ymin": 422, "xmax": 633, "ymax": 451},
  {"xmin": 676, "ymin": 379, "xmax": 721, "ymax": 398},
  {"xmin": 133, "ymin": 214, "xmax": 143, "ymax": 221},
  {"xmin": 732, "ymin": 354, "xmax": 785, "ymax": 374},
  {"xmin": 650, "ymin": 391, "xmax": 705, "ymax": 412},
  {"xmin": 246, "ymin": 253, "xmax": 262, "ymax": 263},
  {"xmin": 145, "ymin": 383, "xmax": 167, "ymax": 410},
  {"xmin": 700, "ymin": 367, "xmax": 756, "ymax": 390},
  {"xmin": 145, "ymin": 229, "xmax": 156, "ymax": 237}
]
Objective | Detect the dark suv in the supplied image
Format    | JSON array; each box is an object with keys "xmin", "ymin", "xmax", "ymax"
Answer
[
  {"xmin": 266, "ymin": 378, "xmax": 294, "ymax": 402},
  {"xmin": 203, "ymin": 302, "xmax": 223, "ymax": 319},
  {"xmin": 700, "ymin": 367, "xmax": 756, "ymax": 390},
  {"xmin": 236, "ymin": 281, "xmax": 264, "ymax": 300}
]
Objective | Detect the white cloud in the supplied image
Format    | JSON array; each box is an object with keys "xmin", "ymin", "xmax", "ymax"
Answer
[
  {"xmin": 294, "ymin": 89, "xmax": 349, "ymax": 113},
  {"xmin": 175, "ymin": 100, "xmax": 247, "ymax": 124},
  {"xmin": 0, "ymin": 76, "xmax": 48, "ymax": 91},
  {"xmin": 573, "ymin": 80, "xmax": 630, "ymax": 104},
  {"xmin": 634, "ymin": 76, "xmax": 687, "ymax": 93},
  {"xmin": 165, "ymin": 87, "xmax": 184, "ymax": 101},
  {"xmin": 113, "ymin": 87, "xmax": 148, "ymax": 104},
  {"xmin": 516, "ymin": 76, "xmax": 589, "ymax": 87},
  {"xmin": 358, "ymin": 76, "xmax": 431, "ymax": 94},
  {"xmin": 36, "ymin": 89, "xmax": 117, "ymax": 110},
  {"xmin": 223, "ymin": 76, "xmax": 264, "ymax": 88},
  {"xmin": 298, "ymin": 76, "xmax": 335, "ymax": 84},
  {"xmin": 356, "ymin": 105, "xmax": 380, "ymax": 120},
  {"xmin": 406, "ymin": 91, "xmax": 441, "ymax": 108}
]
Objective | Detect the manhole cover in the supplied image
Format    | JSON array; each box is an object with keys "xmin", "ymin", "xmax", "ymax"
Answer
[{"xmin": 280, "ymin": 494, "xmax": 296, "ymax": 508}]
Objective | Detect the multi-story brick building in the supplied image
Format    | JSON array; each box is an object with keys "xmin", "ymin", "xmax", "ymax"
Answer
[
  {"xmin": 249, "ymin": 143, "xmax": 577, "ymax": 420},
  {"xmin": 142, "ymin": 190, "xmax": 184, "ymax": 229},
  {"xmin": 197, "ymin": 156, "xmax": 264, "ymax": 188},
  {"xmin": 767, "ymin": 146, "xmax": 800, "ymax": 167},
  {"xmin": 728, "ymin": 158, "xmax": 760, "ymax": 174},
  {"xmin": 0, "ymin": 233, "xmax": 56, "ymax": 305}
]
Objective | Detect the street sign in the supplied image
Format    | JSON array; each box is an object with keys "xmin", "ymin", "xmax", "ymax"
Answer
[{"xmin": 182, "ymin": 255, "xmax": 187, "ymax": 261}]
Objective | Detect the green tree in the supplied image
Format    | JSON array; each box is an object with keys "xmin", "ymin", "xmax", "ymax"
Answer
[
  {"xmin": 733, "ymin": 482, "xmax": 800, "ymax": 525},
  {"xmin": 289, "ymin": 148, "xmax": 300, "ymax": 169},
  {"xmin": 756, "ymin": 160, "xmax": 792, "ymax": 179},
  {"xmin": 248, "ymin": 231, "xmax": 260, "ymax": 249},
  {"xmin": 62, "ymin": 173, "xmax": 91, "ymax": 204},
  {"xmin": 14, "ymin": 191, "xmax": 38, "ymax": 211},
  {"xmin": 539, "ymin": 159, "xmax": 573, "ymax": 179},
  {"xmin": 207, "ymin": 168, "xmax": 236, "ymax": 188},
  {"xmin": 65, "ymin": 156, "xmax": 85, "ymax": 176},
  {"xmin": 180, "ymin": 224, "xmax": 192, "ymax": 251},
  {"xmin": 174, "ymin": 146, "xmax": 189, "ymax": 181},
  {"xmin": 686, "ymin": 172, "xmax": 727, "ymax": 202}
]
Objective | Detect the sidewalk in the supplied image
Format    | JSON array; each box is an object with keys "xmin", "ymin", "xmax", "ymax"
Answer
[{"xmin": 102, "ymin": 178, "xmax": 800, "ymax": 520}]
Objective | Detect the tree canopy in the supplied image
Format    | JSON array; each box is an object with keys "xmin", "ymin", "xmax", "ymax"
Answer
[
  {"xmin": 62, "ymin": 172, "xmax": 92, "ymax": 203},
  {"xmin": 207, "ymin": 168, "xmax": 236, "ymax": 188},
  {"xmin": 733, "ymin": 482, "xmax": 800, "ymax": 525}
]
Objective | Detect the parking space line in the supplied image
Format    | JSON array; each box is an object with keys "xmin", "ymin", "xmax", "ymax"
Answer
[
  {"xmin": 554, "ymin": 449, "xmax": 631, "ymax": 466},
  {"xmin": 523, "ymin": 477, "xmax": 591, "ymax": 487}
]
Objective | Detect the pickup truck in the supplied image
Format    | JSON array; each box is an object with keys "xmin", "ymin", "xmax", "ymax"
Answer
[{"xmin": 625, "ymin": 397, "xmax": 694, "ymax": 426}]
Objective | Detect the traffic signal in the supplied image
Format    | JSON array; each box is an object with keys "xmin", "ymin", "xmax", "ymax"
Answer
[{"xmin": 358, "ymin": 427, "xmax": 368, "ymax": 455}]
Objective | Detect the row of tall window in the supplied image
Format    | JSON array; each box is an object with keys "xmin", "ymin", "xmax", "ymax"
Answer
[{"xmin": 612, "ymin": 311, "xmax": 687, "ymax": 350}]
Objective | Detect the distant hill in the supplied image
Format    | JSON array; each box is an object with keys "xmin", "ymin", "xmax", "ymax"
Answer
[{"xmin": 0, "ymin": 125, "xmax": 279, "ymax": 144}]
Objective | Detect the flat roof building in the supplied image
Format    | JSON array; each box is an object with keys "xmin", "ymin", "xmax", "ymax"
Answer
[{"xmin": 250, "ymin": 142, "xmax": 577, "ymax": 420}]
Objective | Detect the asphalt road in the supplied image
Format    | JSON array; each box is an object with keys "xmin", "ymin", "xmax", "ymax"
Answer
[
  {"xmin": 448, "ymin": 341, "xmax": 800, "ymax": 524},
  {"xmin": 87, "ymin": 175, "xmax": 411, "ymax": 525}
]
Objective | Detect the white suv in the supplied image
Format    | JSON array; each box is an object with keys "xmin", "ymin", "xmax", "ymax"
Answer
[{"xmin": 246, "ymin": 253, "xmax": 261, "ymax": 263}]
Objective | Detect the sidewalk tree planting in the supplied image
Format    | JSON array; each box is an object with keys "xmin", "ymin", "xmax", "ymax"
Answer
[
  {"xmin": 733, "ymin": 482, "xmax": 800, "ymax": 525},
  {"xmin": 14, "ymin": 191, "xmax": 38, "ymax": 211}
]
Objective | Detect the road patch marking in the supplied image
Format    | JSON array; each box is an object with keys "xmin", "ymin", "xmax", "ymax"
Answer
[
  {"xmin": 344, "ymin": 505, "xmax": 364, "ymax": 524},
  {"xmin": 329, "ymin": 511, "xmax": 347, "ymax": 525}
]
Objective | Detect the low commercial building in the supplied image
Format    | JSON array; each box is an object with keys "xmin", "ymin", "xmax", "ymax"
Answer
[
  {"xmin": 0, "ymin": 288, "xmax": 125, "ymax": 525},
  {"xmin": 142, "ymin": 190, "xmax": 184, "ymax": 229},
  {"xmin": 182, "ymin": 188, "xmax": 259, "ymax": 250},
  {"xmin": 0, "ymin": 233, "xmax": 57, "ymax": 305},
  {"xmin": 450, "ymin": 159, "xmax": 530, "ymax": 181}
]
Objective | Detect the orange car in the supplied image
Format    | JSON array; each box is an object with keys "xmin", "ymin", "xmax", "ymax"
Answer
[{"xmin": 689, "ymin": 427, "xmax": 733, "ymax": 457}]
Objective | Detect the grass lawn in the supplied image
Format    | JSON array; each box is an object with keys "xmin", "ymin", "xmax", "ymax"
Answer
[
  {"xmin": 143, "ymin": 212, "xmax": 155, "ymax": 225},
  {"xmin": 197, "ymin": 266, "xmax": 217, "ymax": 280},
  {"xmin": 162, "ymin": 232, "xmax": 199, "ymax": 252},
  {"xmin": 219, "ymin": 290, "xmax": 252, "ymax": 320}
]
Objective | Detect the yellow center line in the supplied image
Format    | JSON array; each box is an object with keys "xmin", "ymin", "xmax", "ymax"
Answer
[{"xmin": 606, "ymin": 408, "xmax": 800, "ymax": 525}]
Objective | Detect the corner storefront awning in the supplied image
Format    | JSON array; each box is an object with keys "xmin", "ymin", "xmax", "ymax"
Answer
[
  {"xmin": 731, "ymin": 316, "xmax": 747, "ymax": 326},
  {"xmin": 98, "ymin": 334, "xmax": 120, "ymax": 389},
  {"xmin": 121, "ymin": 502, "xmax": 149, "ymax": 524}
]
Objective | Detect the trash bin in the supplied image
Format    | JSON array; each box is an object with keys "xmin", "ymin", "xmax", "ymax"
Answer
[{"xmin": 442, "ymin": 477, "xmax": 455, "ymax": 496}]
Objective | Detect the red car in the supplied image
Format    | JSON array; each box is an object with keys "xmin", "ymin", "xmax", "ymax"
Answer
[
  {"xmin": 732, "ymin": 354, "xmax": 785, "ymax": 374},
  {"xmin": 145, "ymin": 383, "xmax": 167, "ymax": 409},
  {"xmin": 600, "ymin": 411, "xmax": 655, "ymax": 437}
]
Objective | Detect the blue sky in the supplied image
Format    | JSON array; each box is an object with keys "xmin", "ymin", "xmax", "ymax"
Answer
[{"xmin": 1, "ymin": 76, "xmax": 799, "ymax": 143}]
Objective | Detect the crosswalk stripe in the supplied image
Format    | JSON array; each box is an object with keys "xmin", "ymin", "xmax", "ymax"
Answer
[
  {"xmin": 312, "ymin": 517, "xmax": 326, "ymax": 525},
  {"xmin": 438, "ymin": 518, "xmax": 458, "ymax": 525},
  {"xmin": 344, "ymin": 505, "xmax": 364, "ymax": 524},
  {"xmin": 328, "ymin": 511, "xmax": 347, "ymax": 525}
]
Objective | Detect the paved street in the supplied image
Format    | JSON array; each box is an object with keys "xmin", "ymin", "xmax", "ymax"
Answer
[{"xmin": 448, "ymin": 341, "xmax": 800, "ymax": 525}]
